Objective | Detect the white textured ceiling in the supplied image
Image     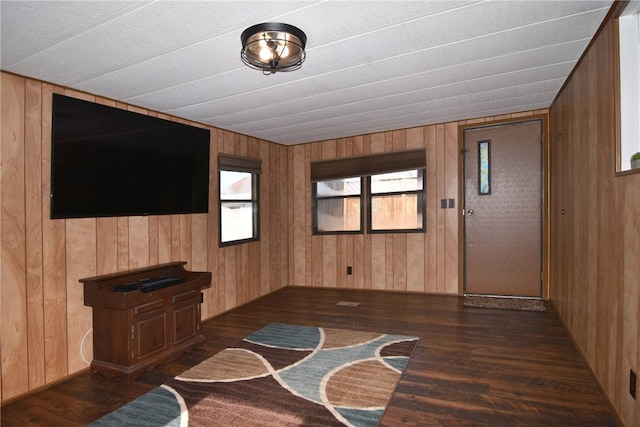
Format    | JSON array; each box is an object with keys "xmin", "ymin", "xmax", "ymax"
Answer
[{"xmin": 1, "ymin": 1, "xmax": 612, "ymax": 145}]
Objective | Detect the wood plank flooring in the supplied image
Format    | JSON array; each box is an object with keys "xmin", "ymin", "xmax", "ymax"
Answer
[{"xmin": 1, "ymin": 287, "xmax": 620, "ymax": 426}]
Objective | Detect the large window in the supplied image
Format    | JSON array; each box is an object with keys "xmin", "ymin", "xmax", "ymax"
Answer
[
  {"xmin": 617, "ymin": 1, "xmax": 640, "ymax": 172},
  {"xmin": 311, "ymin": 150, "xmax": 426, "ymax": 235},
  {"xmin": 219, "ymin": 154, "xmax": 260, "ymax": 246}
]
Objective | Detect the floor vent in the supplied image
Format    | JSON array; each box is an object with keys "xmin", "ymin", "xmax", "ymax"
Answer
[{"xmin": 336, "ymin": 301, "xmax": 360, "ymax": 307}]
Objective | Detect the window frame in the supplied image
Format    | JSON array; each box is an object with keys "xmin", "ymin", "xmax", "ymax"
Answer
[
  {"xmin": 310, "ymin": 149, "xmax": 427, "ymax": 236},
  {"xmin": 615, "ymin": 0, "xmax": 640, "ymax": 175},
  {"xmin": 366, "ymin": 168, "xmax": 427, "ymax": 234},
  {"xmin": 312, "ymin": 177, "xmax": 364, "ymax": 235},
  {"xmin": 218, "ymin": 154, "xmax": 261, "ymax": 247}
]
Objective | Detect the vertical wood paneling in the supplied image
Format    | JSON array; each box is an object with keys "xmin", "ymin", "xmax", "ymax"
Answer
[
  {"xmin": 41, "ymin": 84, "xmax": 68, "ymax": 385},
  {"xmin": 287, "ymin": 121, "xmax": 462, "ymax": 295},
  {"xmin": 370, "ymin": 133, "xmax": 385, "ymax": 154},
  {"xmin": 550, "ymin": 5, "xmax": 639, "ymax": 425},
  {"xmin": 116, "ymin": 218, "xmax": 129, "ymax": 270},
  {"xmin": 345, "ymin": 234, "xmax": 354, "ymax": 288},
  {"xmin": 620, "ymin": 173, "xmax": 640, "ymax": 424},
  {"xmin": 323, "ymin": 236, "xmax": 337, "ymax": 287},
  {"xmin": 288, "ymin": 114, "xmax": 548, "ymax": 299},
  {"xmin": 204, "ymin": 129, "xmax": 217, "ymax": 316},
  {"xmin": 157, "ymin": 215, "xmax": 172, "ymax": 264},
  {"xmin": 65, "ymin": 219, "xmax": 96, "ymax": 373},
  {"xmin": 223, "ymin": 247, "xmax": 236, "ymax": 309},
  {"xmin": 262, "ymin": 141, "xmax": 273, "ymax": 293},
  {"xmin": 0, "ymin": 73, "xmax": 289, "ymax": 403},
  {"xmin": 405, "ymin": 232, "xmax": 423, "ymax": 293},
  {"xmin": 425, "ymin": 125, "xmax": 438, "ymax": 293},
  {"xmin": 1, "ymin": 73, "xmax": 29, "ymax": 400},
  {"xmin": 170, "ymin": 215, "xmax": 180, "ymax": 260},
  {"xmin": 370, "ymin": 234, "xmax": 386, "ymax": 290},
  {"xmin": 435, "ymin": 124, "xmax": 447, "ymax": 293},
  {"xmin": 291, "ymin": 146, "xmax": 306, "ymax": 285},
  {"xmin": 393, "ymin": 234, "xmax": 407, "ymax": 291},
  {"xmin": 0, "ymin": 69, "xmax": 568, "ymax": 408},
  {"xmin": 336, "ymin": 234, "xmax": 346, "ymax": 287},
  {"xmin": 444, "ymin": 122, "xmax": 459, "ymax": 294},
  {"xmin": 148, "ymin": 216, "xmax": 159, "ymax": 266},
  {"xmin": 279, "ymin": 144, "xmax": 288, "ymax": 289},
  {"xmin": 25, "ymin": 79, "xmax": 45, "ymax": 391},
  {"xmin": 178, "ymin": 215, "xmax": 192, "ymax": 267},
  {"xmin": 321, "ymin": 138, "xmax": 338, "ymax": 289},
  {"xmin": 128, "ymin": 216, "xmax": 149, "ymax": 269},
  {"xmin": 310, "ymin": 143, "xmax": 324, "ymax": 288},
  {"xmin": 191, "ymin": 214, "xmax": 208, "ymax": 271},
  {"xmin": 96, "ymin": 218, "xmax": 118, "ymax": 275},
  {"xmin": 624, "ymin": 175, "xmax": 640, "ymax": 424},
  {"xmin": 384, "ymin": 235, "xmax": 394, "ymax": 290},
  {"xmin": 237, "ymin": 245, "xmax": 246, "ymax": 303}
]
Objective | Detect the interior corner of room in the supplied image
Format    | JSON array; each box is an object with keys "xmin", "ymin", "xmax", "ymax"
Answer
[{"xmin": 1, "ymin": 1, "xmax": 639, "ymax": 426}]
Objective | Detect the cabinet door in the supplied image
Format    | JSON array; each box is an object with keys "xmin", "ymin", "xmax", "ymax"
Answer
[
  {"xmin": 133, "ymin": 300, "xmax": 168, "ymax": 360},
  {"xmin": 172, "ymin": 291, "xmax": 200, "ymax": 345}
]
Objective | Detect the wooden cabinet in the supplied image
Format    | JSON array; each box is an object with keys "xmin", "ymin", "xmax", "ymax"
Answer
[{"xmin": 82, "ymin": 262, "xmax": 211, "ymax": 383}]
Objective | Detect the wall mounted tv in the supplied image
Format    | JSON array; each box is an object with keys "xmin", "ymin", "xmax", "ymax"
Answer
[{"xmin": 51, "ymin": 94, "xmax": 211, "ymax": 219}]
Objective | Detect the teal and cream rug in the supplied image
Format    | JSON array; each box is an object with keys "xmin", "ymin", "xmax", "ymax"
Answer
[{"xmin": 90, "ymin": 323, "xmax": 419, "ymax": 426}]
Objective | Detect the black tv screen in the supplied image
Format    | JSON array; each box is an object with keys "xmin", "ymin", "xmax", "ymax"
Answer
[{"xmin": 51, "ymin": 94, "xmax": 210, "ymax": 219}]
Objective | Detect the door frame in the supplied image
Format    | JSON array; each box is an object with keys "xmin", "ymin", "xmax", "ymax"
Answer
[{"xmin": 457, "ymin": 114, "xmax": 550, "ymax": 299}]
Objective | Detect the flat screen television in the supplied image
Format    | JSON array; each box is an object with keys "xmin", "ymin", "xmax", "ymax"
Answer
[{"xmin": 50, "ymin": 94, "xmax": 210, "ymax": 219}]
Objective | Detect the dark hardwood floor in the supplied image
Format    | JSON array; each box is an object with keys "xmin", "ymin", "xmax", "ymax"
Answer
[{"xmin": 1, "ymin": 287, "xmax": 620, "ymax": 426}]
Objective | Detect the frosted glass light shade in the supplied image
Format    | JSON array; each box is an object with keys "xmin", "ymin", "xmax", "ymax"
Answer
[{"xmin": 241, "ymin": 23, "xmax": 306, "ymax": 74}]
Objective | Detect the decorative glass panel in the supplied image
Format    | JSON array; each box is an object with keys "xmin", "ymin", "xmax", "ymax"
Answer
[{"xmin": 478, "ymin": 140, "xmax": 491, "ymax": 195}]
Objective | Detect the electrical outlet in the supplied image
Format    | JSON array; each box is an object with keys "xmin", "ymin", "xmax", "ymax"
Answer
[
  {"xmin": 631, "ymin": 369, "xmax": 636, "ymax": 399},
  {"xmin": 347, "ymin": 266, "xmax": 352, "ymax": 275}
]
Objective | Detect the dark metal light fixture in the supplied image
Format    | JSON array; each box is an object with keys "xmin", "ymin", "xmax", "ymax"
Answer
[{"xmin": 241, "ymin": 23, "xmax": 307, "ymax": 74}]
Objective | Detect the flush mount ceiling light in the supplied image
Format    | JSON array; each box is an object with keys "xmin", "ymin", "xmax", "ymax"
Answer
[{"xmin": 241, "ymin": 22, "xmax": 307, "ymax": 74}]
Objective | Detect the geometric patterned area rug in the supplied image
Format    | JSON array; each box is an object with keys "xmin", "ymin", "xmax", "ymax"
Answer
[
  {"xmin": 89, "ymin": 323, "xmax": 419, "ymax": 427},
  {"xmin": 463, "ymin": 296, "xmax": 546, "ymax": 312}
]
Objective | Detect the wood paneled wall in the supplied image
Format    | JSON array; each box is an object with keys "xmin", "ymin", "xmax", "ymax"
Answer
[
  {"xmin": 1, "ymin": 71, "xmax": 553, "ymax": 407},
  {"xmin": 0, "ymin": 72, "xmax": 288, "ymax": 402},
  {"xmin": 287, "ymin": 108, "xmax": 548, "ymax": 293},
  {"xmin": 549, "ymin": 3, "xmax": 639, "ymax": 425},
  {"xmin": 287, "ymin": 126, "xmax": 458, "ymax": 292}
]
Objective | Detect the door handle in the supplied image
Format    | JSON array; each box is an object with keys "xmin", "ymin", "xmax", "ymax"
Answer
[{"xmin": 467, "ymin": 209, "xmax": 474, "ymax": 215}]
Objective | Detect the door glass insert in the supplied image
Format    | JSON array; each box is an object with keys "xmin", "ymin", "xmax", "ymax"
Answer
[{"xmin": 478, "ymin": 140, "xmax": 491, "ymax": 195}]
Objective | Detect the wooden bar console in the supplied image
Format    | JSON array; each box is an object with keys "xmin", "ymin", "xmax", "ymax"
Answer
[{"xmin": 81, "ymin": 261, "xmax": 212, "ymax": 383}]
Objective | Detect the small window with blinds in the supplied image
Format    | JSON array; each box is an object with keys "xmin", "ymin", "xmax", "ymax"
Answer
[
  {"xmin": 311, "ymin": 149, "xmax": 426, "ymax": 235},
  {"xmin": 219, "ymin": 154, "xmax": 260, "ymax": 246}
]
